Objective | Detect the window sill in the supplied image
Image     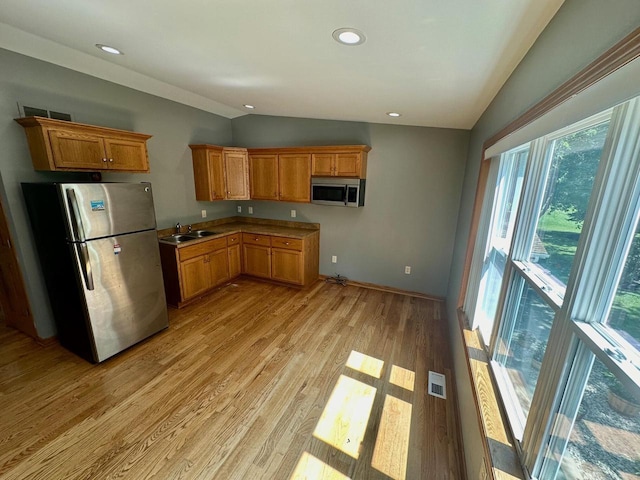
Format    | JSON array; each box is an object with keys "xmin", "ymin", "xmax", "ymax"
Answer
[{"xmin": 457, "ymin": 308, "xmax": 526, "ymax": 480}]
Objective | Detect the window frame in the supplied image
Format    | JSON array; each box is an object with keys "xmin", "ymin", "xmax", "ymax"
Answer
[{"xmin": 464, "ymin": 100, "xmax": 640, "ymax": 478}]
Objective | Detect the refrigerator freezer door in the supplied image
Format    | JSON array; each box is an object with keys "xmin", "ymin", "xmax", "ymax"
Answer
[
  {"xmin": 75, "ymin": 229, "xmax": 168, "ymax": 362},
  {"xmin": 61, "ymin": 183, "xmax": 157, "ymax": 241}
]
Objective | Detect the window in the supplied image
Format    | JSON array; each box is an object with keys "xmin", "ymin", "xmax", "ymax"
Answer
[
  {"xmin": 464, "ymin": 96, "xmax": 640, "ymax": 478},
  {"xmin": 468, "ymin": 147, "xmax": 528, "ymax": 342},
  {"xmin": 539, "ymin": 352, "xmax": 640, "ymax": 479}
]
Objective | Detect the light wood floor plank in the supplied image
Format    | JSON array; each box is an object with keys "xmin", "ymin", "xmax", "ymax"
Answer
[{"xmin": 0, "ymin": 278, "xmax": 463, "ymax": 479}]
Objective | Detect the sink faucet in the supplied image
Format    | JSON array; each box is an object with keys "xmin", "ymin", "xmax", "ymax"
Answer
[
  {"xmin": 187, "ymin": 224, "xmax": 192, "ymax": 233},
  {"xmin": 175, "ymin": 222, "xmax": 181, "ymax": 233}
]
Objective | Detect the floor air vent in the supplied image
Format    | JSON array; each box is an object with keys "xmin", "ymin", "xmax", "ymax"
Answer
[{"xmin": 428, "ymin": 371, "xmax": 446, "ymax": 399}]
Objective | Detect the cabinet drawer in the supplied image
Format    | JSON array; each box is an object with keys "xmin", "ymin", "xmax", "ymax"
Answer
[
  {"xmin": 226, "ymin": 233, "xmax": 241, "ymax": 245},
  {"xmin": 271, "ymin": 236, "xmax": 302, "ymax": 251},
  {"xmin": 179, "ymin": 237, "xmax": 227, "ymax": 261},
  {"xmin": 242, "ymin": 233, "xmax": 271, "ymax": 246}
]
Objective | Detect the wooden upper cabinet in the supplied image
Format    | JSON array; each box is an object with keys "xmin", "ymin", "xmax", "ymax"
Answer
[
  {"xmin": 208, "ymin": 150, "xmax": 226, "ymax": 201},
  {"xmin": 311, "ymin": 148, "xmax": 369, "ymax": 178},
  {"xmin": 223, "ymin": 148, "xmax": 250, "ymax": 200},
  {"xmin": 191, "ymin": 146, "xmax": 224, "ymax": 201},
  {"xmin": 249, "ymin": 154, "xmax": 279, "ymax": 200},
  {"xmin": 15, "ymin": 117, "xmax": 151, "ymax": 172},
  {"xmin": 103, "ymin": 137, "xmax": 150, "ymax": 171},
  {"xmin": 335, "ymin": 153, "xmax": 362, "ymax": 176},
  {"xmin": 278, "ymin": 154, "xmax": 311, "ymax": 203},
  {"xmin": 311, "ymin": 153, "xmax": 334, "ymax": 176},
  {"xmin": 190, "ymin": 145, "xmax": 249, "ymax": 201},
  {"xmin": 49, "ymin": 130, "xmax": 106, "ymax": 170}
]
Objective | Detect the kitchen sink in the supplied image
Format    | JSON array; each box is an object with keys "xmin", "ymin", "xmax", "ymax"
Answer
[
  {"xmin": 160, "ymin": 234, "xmax": 193, "ymax": 244},
  {"xmin": 185, "ymin": 230, "xmax": 219, "ymax": 238}
]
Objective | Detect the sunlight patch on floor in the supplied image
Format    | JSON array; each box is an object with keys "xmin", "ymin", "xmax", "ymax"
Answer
[
  {"xmin": 389, "ymin": 365, "xmax": 415, "ymax": 392},
  {"xmin": 290, "ymin": 452, "xmax": 351, "ymax": 480},
  {"xmin": 345, "ymin": 350, "xmax": 384, "ymax": 379},
  {"xmin": 313, "ymin": 374, "xmax": 377, "ymax": 458},
  {"xmin": 371, "ymin": 394, "xmax": 412, "ymax": 480}
]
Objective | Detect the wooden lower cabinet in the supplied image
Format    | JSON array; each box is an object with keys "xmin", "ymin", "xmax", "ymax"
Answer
[
  {"xmin": 242, "ymin": 232, "xmax": 317, "ymax": 286},
  {"xmin": 228, "ymin": 236, "xmax": 242, "ymax": 278},
  {"xmin": 242, "ymin": 244, "xmax": 271, "ymax": 278},
  {"xmin": 160, "ymin": 229, "xmax": 319, "ymax": 308},
  {"xmin": 271, "ymin": 248, "xmax": 303, "ymax": 285},
  {"xmin": 160, "ymin": 235, "xmax": 231, "ymax": 307},
  {"xmin": 180, "ymin": 255, "xmax": 211, "ymax": 300}
]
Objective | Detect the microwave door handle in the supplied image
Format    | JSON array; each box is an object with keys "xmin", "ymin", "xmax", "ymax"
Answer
[{"xmin": 344, "ymin": 186, "xmax": 348, "ymax": 205}]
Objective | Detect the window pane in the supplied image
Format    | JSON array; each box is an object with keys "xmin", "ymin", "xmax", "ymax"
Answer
[
  {"xmin": 530, "ymin": 122, "xmax": 610, "ymax": 287},
  {"xmin": 609, "ymin": 219, "xmax": 640, "ymax": 350},
  {"xmin": 543, "ymin": 354, "xmax": 640, "ymax": 479},
  {"xmin": 475, "ymin": 148, "xmax": 528, "ymax": 341},
  {"xmin": 494, "ymin": 275, "xmax": 555, "ymax": 419}
]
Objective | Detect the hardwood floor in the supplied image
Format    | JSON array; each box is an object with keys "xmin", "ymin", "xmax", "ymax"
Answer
[{"xmin": 0, "ymin": 278, "xmax": 464, "ymax": 479}]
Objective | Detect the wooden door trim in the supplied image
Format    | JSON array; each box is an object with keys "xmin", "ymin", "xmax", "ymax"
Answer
[{"xmin": 0, "ymin": 196, "xmax": 38, "ymax": 339}]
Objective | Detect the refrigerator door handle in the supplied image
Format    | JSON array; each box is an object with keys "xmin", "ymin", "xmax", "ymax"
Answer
[
  {"xmin": 76, "ymin": 242, "xmax": 95, "ymax": 291},
  {"xmin": 66, "ymin": 188, "xmax": 86, "ymax": 242}
]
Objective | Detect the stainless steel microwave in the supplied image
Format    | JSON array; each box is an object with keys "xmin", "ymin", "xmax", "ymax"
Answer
[{"xmin": 311, "ymin": 178, "xmax": 366, "ymax": 207}]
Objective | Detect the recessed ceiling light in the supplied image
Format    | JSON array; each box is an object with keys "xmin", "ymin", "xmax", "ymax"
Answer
[
  {"xmin": 332, "ymin": 28, "xmax": 366, "ymax": 46},
  {"xmin": 243, "ymin": 104, "xmax": 255, "ymax": 109},
  {"xmin": 387, "ymin": 112, "xmax": 401, "ymax": 117},
  {"xmin": 96, "ymin": 44, "xmax": 123, "ymax": 55}
]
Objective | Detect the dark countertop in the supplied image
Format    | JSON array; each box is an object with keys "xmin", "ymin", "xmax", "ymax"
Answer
[{"xmin": 157, "ymin": 217, "xmax": 320, "ymax": 247}]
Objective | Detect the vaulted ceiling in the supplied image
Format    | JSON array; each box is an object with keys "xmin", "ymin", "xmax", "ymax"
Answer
[{"xmin": 0, "ymin": 0, "xmax": 564, "ymax": 129}]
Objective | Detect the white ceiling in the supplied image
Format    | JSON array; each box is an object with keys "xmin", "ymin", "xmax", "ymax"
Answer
[{"xmin": 0, "ymin": 0, "xmax": 564, "ymax": 129}]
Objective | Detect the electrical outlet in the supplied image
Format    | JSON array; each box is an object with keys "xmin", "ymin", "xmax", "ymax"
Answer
[
  {"xmin": 290, "ymin": 209, "xmax": 296, "ymax": 218},
  {"xmin": 405, "ymin": 266, "xmax": 411, "ymax": 274},
  {"xmin": 331, "ymin": 255, "xmax": 337, "ymax": 263},
  {"xmin": 248, "ymin": 206, "xmax": 253, "ymax": 214},
  {"xmin": 201, "ymin": 209, "xmax": 207, "ymax": 218},
  {"xmin": 237, "ymin": 205, "xmax": 242, "ymax": 213}
]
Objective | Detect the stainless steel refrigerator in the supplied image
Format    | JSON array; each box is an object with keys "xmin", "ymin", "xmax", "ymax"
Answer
[{"xmin": 22, "ymin": 182, "xmax": 169, "ymax": 363}]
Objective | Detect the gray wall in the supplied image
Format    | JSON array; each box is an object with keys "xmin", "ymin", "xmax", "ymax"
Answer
[
  {"xmin": 2, "ymin": 48, "xmax": 471, "ymax": 339},
  {"xmin": 0, "ymin": 48, "xmax": 236, "ymax": 338},
  {"xmin": 445, "ymin": 1, "xmax": 640, "ymax": 477},
  {"xmin": 232, "ymin": 115, "xmax": 469, "ymax": 296}
]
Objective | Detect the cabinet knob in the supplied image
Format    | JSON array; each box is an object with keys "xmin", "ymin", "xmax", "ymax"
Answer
[
  {"xmin": 285, "ymin": 242, "xmax": 290, "ymax": 245},
  {"xmin": 102, "ymin": 158, "xmax": 108, "ymax": 162},
  {"xmin": 108, "ymin": 158, "xmax": 114, "ymax": 162}
]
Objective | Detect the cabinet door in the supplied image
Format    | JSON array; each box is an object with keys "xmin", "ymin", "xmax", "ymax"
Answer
[
  {"xmin": 224, "ymin": 150, "xmax": 250, "ymax": 200},
  {"xmin": 278, "ymin": 154, "xmax": 311, "ymax": 203},
  {"xmin": 48, "ymin": 130, "xmax": 106, "ymax": 169},
  {"xmin": 228, "ymin": 244, "xmax": 241, "ymax": 278},
  {"xmin": 208, "ymin": 248, "xmax": 229, "ymax": 287},
  {"xmin": 250, "ymin": 154, "xmax": 279, "ymax": 200},
  {"xmin": 335, "ymin": 153, "xmax": 361, "ymax": 177},
  {"xmin": 180, "ymin": 255, "xmax": 210, "ymax": 300},
  {"xmin": 202, "ymin": 150, "xmax": 226, "ymax": 201},
  {"xmin": 311, "ymin": 153, "xmax": 335, "ymax": 176},
  {"xmin": 103, "ymin": 137, "xmax": 149, "ymax": 172},
  {"xmin": 242, "ymin": 244, "xmax": 271, "ymax": 278},
  {"xmin": 271, "ymin": 248, "xmax": 304, "ymax": 285}
]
